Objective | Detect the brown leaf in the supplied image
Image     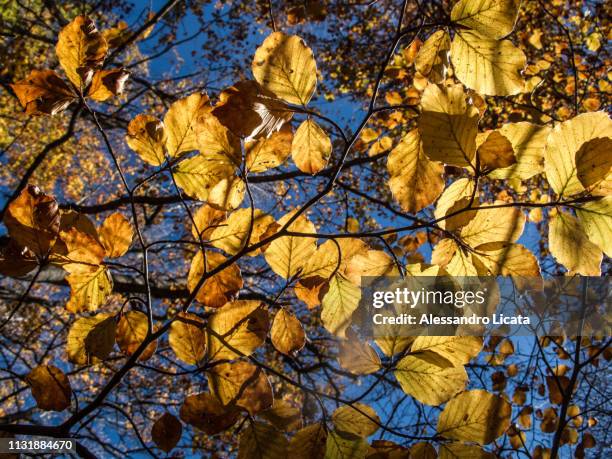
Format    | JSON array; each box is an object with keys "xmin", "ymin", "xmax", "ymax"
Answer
[
  {"xmin": 151, "ymin": 413, "xmax": 182, "ymax": 453},
  {"xmin": 10, "ymin": 70, "xmax": 75, "ymax": 115},
  {"xmin": 188, "ymin": 251, "xmax": 243, "ymax": 308},
  {"xmin": 179, "ymin": 392, "xmax": 241, "ymax": 435},
  {"xmin": 4, "ymin": 185, "xmax": 61, "ymax": 257},
  {"xmin": 212, "ymin": 80, "xmax": 293, "ymax": 140},
  {"xmin": 26, "ymin": 365, "xmax": 72, "ymax": 411},
  {"xmin": 116, "ymin": 311, "xmax": 156, "ymax": 360},
  {"xmin": 477, "ymin": 131, "xmax": 516, "ymax": 171}
]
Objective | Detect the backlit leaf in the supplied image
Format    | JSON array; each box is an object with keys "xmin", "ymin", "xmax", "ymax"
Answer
[
  {"xmin": 387, "ymin": 129, "xmax": 444, "ymax": 213},
  {"xmin": 164, "ymin": 92, "xmax": 212, "ymax": 157},
  {"xmin": 179, "ymin": 392, "xmax": 241, "ymax": 434},
  {"xmin": 332, "ymin": 403, "xmax": 380, "ymax": 437},
  {"xmin": 169, "ymin": 312, "xmax": 206, "ymax": 365},
  {"xmin": 252, "ymin": 32, "xmax": 317, "ymax": 106},
  {"xmin": 410, "ymin": 336, "xmax": 483, "ymax": 367},
  {"xmin": 437, "ymin": 389, "xmax": 511, "ymax": 445},
  {"xmin": 321, "ymin": 274, "xmax": 361, "ymax": 338},
  {"xmin": 575, "ymin": 137, "xmax": 612, "ymax": 196},
  {"xmin": 99, "ymin": 212, "xmax": 133, "ymax": 258},
  {"xmin": 415, "ymin": 30, "xmax": 451, "ymax": 83},
  {"xmin": 238, "ymin": 422, "xmax": 288, "ymax": 459},
  {"xmin": 10, "ymin": 70, "xmax": 75, "ymax": 115},
  {"xmin": 576, "ymin": 197, "xmax": 612, "ymax": 257},
  {"xmin": 292, "ymin": 119, "xmax": 332, "ymax": 174},
  {"xmin": 116, "ymin": 311, "xmax": 156, "ymax": 360},
  {"xmin": 210, "ymin": 208, "xmax": 275, "ymax": 256},
  {"xmin": 126, "ymin": 114, "xmax": 166, "ymax": 166},
  {"xmin": 549, "ymin": 210, "xmax": 602, "ymax": 275},
  {"xmin": 245, "ymin": 123, "xmax": 293, "ymax": 173},
  {"xmin": 26, "ymin": 365, "xmax": 71, "ymax": 411},
  {"xmin": 451, "ymin": 0, "xmax": 520, "ymax": 39},
  {"xmin": 65, "ymin": 266, "xmax": 113, "ymax": 313},
  {"xmin": 151, "ymin": 413, "xmax": 182, "ymax": 453},
  {"xmin": 67, "ymin": 313, "xmax": 113, "ymax": 364},
  {"xmin": 188, "ymin": 251, "xmax": 243, "ymax": 308},
  {"xmin": 271, "ymin": 308, "xmax": 306, "ymax": 356}
]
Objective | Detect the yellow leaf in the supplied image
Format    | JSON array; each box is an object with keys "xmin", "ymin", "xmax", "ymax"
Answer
[
  {"xmin": 151, "ymin": 413, "xmax": 182, "ymax": 453},
  {"xmin": 238, "ymin": 422, "xmax": 288, "ymax": 459},
  {"xmin": 321, "ymin": 274, "xmax": 361, "ymax": 338},
  {"xmin": 344, "ymin": 249, "xmax": 398, "ymax": 286},
  {"xmin": 437, "ymin": 389, "xmax": 511, "ymax": 445},
  {"xmin": 169, "ymin": 312, "xmax": 206, "ymax": 365},
  {"xmin": 439, "ymin": 443, "xmax": 495, "ymax": 459},
  {"xmin": 188, "ymin": 251, "xmax": 243, "ymax": 308},
  {"xmin": 65, "ymin": 266, "xmax": 113, "ymax": 313},
  {"xmin": 196, "ymin": 112, "xmax": 242, "ymax": 166},
  {"xmin": 332, "ymin": 403, "xmax": 380, "ymax": 437},
  {"xmin": 432, "ymin": 238, "xmax": 459, "ymax": 267},
  {"xmin": 116, "ymin": 311, "xmax": 156, "ymax": 360},
  {"xmin": 87, "ymin": 68, "xmax": 129, "ymax": 101},
  {"xmin": 173, "ymin": 154, "xmax": 236, "ymax": 202},
  {"xmin": 415, "ymin": 30, "xmax": 451, "ymax": 83},
  {"xmin": 434, "ymin": 178, "xmax": 476, "ymax": 230},
  {"xmin": 191, "ymin": 204, "xmax": 226, "ymax": 241},
  {"xmin": 126, "ymin": 114, "xmax": 166, "ymax": 166},
  {"xmin": 271, "ymin": 308, "xmax": 306, "ymax": 356},
  {"xmin": 292, "ymin": 119, "xmax": 332, "ymax": 174},
  {"xmin": 10, "ymin": 69, "xmax": 75, "ymax": 115},
  {"xmin": 288, "ymin": 423, "xmax": 327, "ymax": 459},
  {"xmin": 164, "ymin": 93, "xmax": 212, "ymax": 157},
  {"xmin": 549, "ymin": 210, "xmax": 602, "ymax": 275},
  {"xmin": 575, "ymin": 137, "xmax": 612, "ymax": 196},
  {"xmin": 394, "ymin": 354, "xmax": 468, "ymax": 406},
  {"xmin": 180, "ymin": 392, "xmax": 240, "ymax": 434},
  {"xmin": 264, "ymin": 211, "xmax": 317, "ymax": 279},
  {"xmin": 210, "ymin": 208, "xmax": 275, "ymax": 256},
  {"xmin": 488, "ymin": 122, "xmax": 551, "ymax": 181},
  {"xmin": 460, "ymin": 203, "xmax": 525, "ymax": 246},
  {"xmin": 410, "ymin": 442, "xmax": 437, "ymax": 459},
  {"xmin": 544, "ymin": 111, "xmax": 612, "ymax": 197},
  {"xmin": 207, "ymin": 300, "xmax": 268, "ymax": 361},
  {"xmin": 411, "ymin": 336, "xmax": 483, "ymax": 367},
  {"xmin": 576, "ymin": 197, "xmax": 612, "ymax": 257},
  {"xmin": 450, "ymin": 30, "xmax": 526, "ymax": 96},
  {"xmin": 56, "ymin": 16, "xmax": 108, "ymax": 88},
  {"xmin": 207, "ymin": 174, "xmax": 246, "ymax": 210},
  {"xmin": 245, "ymin": 123, "xmax": 293, "ymax": 173},
  {"xmin": 451, "ymin": 0, "xmax": 520, "ymax": 39},
  {"xmin": 99, "ymin": 213, "xmax": 133, "ymax": 258},
  {"xmin": 208, "ymin": 361, "xmax": 273, "ymax": 415},
  {"xmin": 66, "ymin": 313, "xmax": 113, "ymax": 364},
  {"xmin": 252, "ymin": 32, "xmax": 317, "ymax": 106},
  {"xmin": 26, "ymin": 365, "xmax": 71, "ymax": 411},
  {"xmin": 58, "ymin": 227, "xmax": 105, "ymax": 274},
  {"xmin": 419, "ymin": 83, "xmax": 479, "ymax": 167},
  {"xmin": 387, "ymin": 129, "xmax": 445, "ymax": 213},
  {"xmin": 325, "ymin": 430, "xmax": 368, "ymax": 459},
  {"xmin": 474, "ymin": 241, "xmax": 541, "ymax": 278},
  {"xmin": 212, "ymin": 80, "xmax": 293, "ymax": 140},
  {"xmin": 476, "ymin": 131, "xmax": 516, "ymax": 171},
  {"xmin": 445, "ymin": 248, "xmax": 479, "ymax": 276}
]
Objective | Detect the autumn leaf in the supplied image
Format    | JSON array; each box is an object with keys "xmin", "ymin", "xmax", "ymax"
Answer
[
  {"xmin": 87, "ymin": 68, "xmax": 129, "ymax": 101},
  {"xmin": 252, "ymin": 32, "xmax": 317, "ymax": 106},
  {"xmin": 549, "ymin": 210, "xmax": 602, "ymax": 275},
  {"xmin": 576, "ymin": 197, "xmax": 612, "ymax": 257},
  {"xmin": 451, "ymin": 0, "xmax": 520, "ymax": 40},
  {"xmin": 164, "ymin": 92, "xmax": 212, "ymax": 158},
  {"xmin": 450, "ymin": 30, "xmax": 526, "ymax": 96},
  {"xmin": 210, "ymin": 208, "xmax": 275, "ymax": 256},
  {"xmin": 575, "ymin": 137, "xmax": 612, "ymax": 196},
  {"xmin": 151, "ymin": 413, "xmax": 182, "ymax": 453},
  {"xmin": 332, "ymin": 403, "xmax": 380, "ymax": 437},
  {"xmin": 206, "ymin": 300, "xmax": 268, "ymax": 361},
  {"xmin": 437, "ymin": 390, "xmax": 511, "ymax": 445},
  {"xmin": 288, "ymin": 423, "xmax": 327, "ymax": 459},
  {"xmin": 259, "ymin": 399, "xmax": 303, "ymax": 432},
  {"xmin": 168, "ymin": 312, "xmax": 206, "ymax": 365},
  {"xmin": 238, "ymin": 422, "xmax": 289, "ymax": 459},
  {"xmin": 245, "ymin": 123, "xmax": 293, "ymax": 172},
  {"xmin": 270, "ymin": 308, "xmax": 306, "ymax": 356},
  {"xmin": 476, "ymin": 131, "xmax": 516, "ymax": 171},
  {"xmin": 56, "ymin": 16, "xmax": 108, "ymax": 88},
  {"xmin": 387, "ymin": 129, "xmax": 444, "ymax": 213},
  {"xmin": 99, "ymin": 212, "xmax": 133, "ymax": 258},
  {"xmin": 187, "ymin": 251, "xmax": 243, "ymax": 308},
  {"xmin": 179, "ymin": 392, "xmax": 241, "ymax": 434},
  {"xmin": 126, "ymin": 114, "xmax": 167, "ymax": 166},
  {"xmin": 67, "ymin": 313, "xmax": 114, "ymax": 364},
  {"xmin": 10, "ymin": 70, "xmax": 75, "ymax": 115},
  {"xmin": 116, "ymin": 311, "xmax": 156, "ymax": 360},
  {"xmin": 419, "ymin": 83, "xmax": 479, "ymax": 168},
  {"xmin": 415, "ymin": 30, "xmax": 451, "ymax": 83},
  {"xmin": 26, "ymin": 365, "xmax": 72, "ymax": 411},
  {"xmin": 291, "ymin": 119, "xmax": 332, "ymax": 174}
]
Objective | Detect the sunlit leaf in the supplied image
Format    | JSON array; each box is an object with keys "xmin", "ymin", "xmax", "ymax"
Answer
[
  {"xmin": 180, "ymin": 392, "xmax": 241, "ymax": 434},
  {"xmin": 99, "ymin": 212, "xmax": 133, "ymax": 258},
  {"xmin": 576, "ymin": 197, "xmax": 612, "ymax": 257},
  {"xmin": 451, "ymin": 0, "xmax": 520, "ymax": 39},
  {"xmin": 188, "ymin": 251, "xmax": 243, "ymax": 308},
  {"xmin": 126, "ymin": 114, "xmax": 166, "ymax": 166},
  {"xmin": 549, "ymin": 210, "xmax": 602, "ymax": 275},
  {"xmin": 67, "ymin": 313, "xmax": 113, "ymax": 364},
  {"xmin": 271, "ymin": 308, "xmax": 306, "ymax": 356},
  {"xmin": 415, "ymin": 30, "xmax": 451, "ymax": 83},
  {"xmin": 26, "ymin": 365, "xmax": 71, "ymax": 411},
  {"xmin": 164, "ymin": 92, "xmax": 212, "ymax": 157},
  {"xmin": 245, "ymin": 123, "xmax": 293, "ymax": 172},
  {"xmin": 252, "ymin": 32, "xmax": 317, "ymax": 106},
  {"xmin": 10, "ymin": 70, "xmax": 75, "ymax": 115},
  {"xmin": 116, "ymin": 311, "xmax": 156, "ymax": 360},
  {"xmin": 332, "ymin": 403, "xmax": 380, "ymax": 437},
  {"xmin": 238, "ymin": 422, "xmax": 288, "ymax": 459},
  {"xmin": 168, "ymin": 312, "xmax": 206, "ymax": 365},
  {"xmin": 292, "ymin": 119, "xmax": 332, "ymax": 174}
]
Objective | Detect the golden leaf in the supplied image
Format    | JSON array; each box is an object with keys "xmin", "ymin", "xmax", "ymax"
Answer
[
  {"xmin": 451, "ymin": 0, "xmax": 520, "ymax": 39},
  {"xmin": 65, "ymin": 266, "xmax": 113, "ymax": 313},
  {"xmin": 321, "ymin": 273, "xmax": 361, "ymax": 338},
  {"xmin": 116, "ymin": 311, "xmax": 156, "ymax": 360},
  {"xmin": 415, "ymin": 30, "xmax": 451, "ymax": 83},
  {"xmin": 575, "ymin": 137, "xmax": 612, "ymax": 196},
  {"xmin": 549, "ymin": 210, "xmax": 602, "ymax": 275},
  {"xmin": 168, "ymin": 312, "xmax": 206, "ymax": 365},
  {"xmin": 66, "ymin": 313, "xmax": 113, "ymax": 364},
  {"xmin": 191, "ymin": 204, "xmax": 226, "ymax": 241},
  {"xmin": 245, "ymin": 123, "xmax": 293, "ymax": 173},
  {"xmin": 419, "ymin": 83, "xmax": 479, "ymax": 167},
  {"xmin": 270, "ymin": 308, "xmax": 306, "ymax": 356},
  {"xmin": 476, "ymin": 131, "xmax": 516, "ymax": 171},
  {"xmin": 437, "ymin": 389, "xmax": 511, "ymax": 445},
  {"xmin": 387, "ymin": 129, "xmax": 445, "ymax": 213},
  {"xmin": 164, "ymin": 92, "xmax": 212, "ymax": 157},
  {"xmin": 288, "ymin": 423, "xmax": 327, "ymax": 459},
  {"xmin": 26, "ymin": 365, "xmax": 72, "ymax": 411},
  {"xmin": 252, "ymin": 32, "xmax": 317, "ymax": 106},
  {"xmin": 188, "ymin": 251, "xmax": 243, "ymax": 308},
  {"xmin": 576, "ymin": 197, "xmax": 612, "ymax": 257},
  {"xmin": 87, "ymin": 68, "xmax": 129, "ymax": 101},
  {"xmin": 99, "ymin": 213, "xmax": 133, "ymax": 258},
  {"xmin": 331, "ymin": 403, "xmax": 380, "ymax": 437},
  {"xmin": 56, "ymin": 16, "xmax": 108, "ymax": 88},
  {"xmin": 450, "ymin": 30, "xmax": 526, "ymax": 96},
  {"xmin": 238, "ymin": 422, "xmax": 288, "ymax": 459},
  {"xmin": 291, "ymin": 119, "xmax": 332, "ymax": 174},
  {"xmin": 126, "ymin": 114, "xmax": 167, "ymax": 166}
]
